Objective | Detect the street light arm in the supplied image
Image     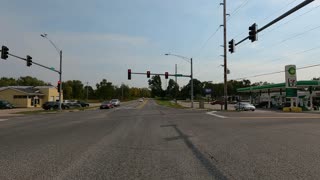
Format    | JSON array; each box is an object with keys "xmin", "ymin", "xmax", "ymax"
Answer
[
  {"xmin": 41, "ymin": 34, "xmax": 61, "ymax": 53},
  {"xmin": 165, "ymin": 53, "xmax": 191, "ymax": 63}
]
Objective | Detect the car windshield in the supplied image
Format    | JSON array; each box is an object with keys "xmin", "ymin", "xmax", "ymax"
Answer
[{"xmin": 111, "ymin": 99, "xmax": 118, "ymax": 102}]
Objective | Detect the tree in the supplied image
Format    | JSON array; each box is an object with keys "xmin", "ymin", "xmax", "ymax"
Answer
[
  {"xmin": 96, "ymin": 79, "xmax": 115, "ymax": 100},
  {"xmin": 166, "ymin": 79, "xmax": 179, "ymax": 99},
  {"xmin": 148, "ymin": 75, "xmax": 163, "ymax": 97},
  {"xmin": 17, "ymin": 76, "xmax": 48, "ymax": 86}
]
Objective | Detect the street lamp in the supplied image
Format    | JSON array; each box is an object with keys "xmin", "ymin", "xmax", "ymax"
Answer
[
  {"xmin": 165, "ymin": 53, "xmax": 194, "ymax": 108},
  {"xmin": 41, "ymin": 33, "xmax": 63, "ymax": 110}
]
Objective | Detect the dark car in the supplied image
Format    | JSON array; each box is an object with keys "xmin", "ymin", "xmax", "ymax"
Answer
[
  {"xmin": 42, "ymin": 101, "xmax": 68, "ymax": 110},
  {"xmin": 100, "ymin": 101, "xmax": 114, "ymax": 109},
  {"xmin": 76, "ymin": 101, "xmax": 90, "ymax": 107},
  {"xmin": 210, "ymin": 100, "xmax": 224, "ymax": 105},
  {"xmin": 0, "ymin": 100, "xmax": 14, "ymax": 109}
]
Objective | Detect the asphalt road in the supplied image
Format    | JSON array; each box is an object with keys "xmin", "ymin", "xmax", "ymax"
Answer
[{"xmin": 1, "ymin": 100, "xmax": 320, "ymax": 179}]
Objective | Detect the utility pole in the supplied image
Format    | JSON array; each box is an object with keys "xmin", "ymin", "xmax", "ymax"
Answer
[
  {"xmin": 86, "ymin": 82, "xmax": 89, "ymax": 101},
  {"xmin": 191, "ymin": 58, "xmax": 194, "ymax": 108},
  {"xmin": 175, "ymin": 64, "xmax": 178, "ymax": 104},
  {"xmin": 59, "ymin": 50, "xmax": 62, "ymax": 110},
  {"xmin": 222, "ymin": 0, "xmax": 228, "ymax": 110}
]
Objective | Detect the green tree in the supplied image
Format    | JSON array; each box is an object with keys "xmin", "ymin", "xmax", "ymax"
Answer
[
  {"xmin": 0, "ymin": 77, "xmax": 18, "ymax": 86},
  {"xmin": 148, "ymin": 75, "xmax": 163, "ymax": 97},
  {"xmin": 96, "ymin": 79, "xmax": 115, "ymax": 100},
  {"xmin": 17, "ymin": 76, "xmax": 48, "ymax": 86},
  {"xmin": 166, "ymin": 79, "xmax": 179, "ymax": 99}
]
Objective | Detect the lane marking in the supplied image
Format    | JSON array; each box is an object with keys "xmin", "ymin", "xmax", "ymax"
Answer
[
  {"xmin": 237, "ymin": 116, "xmax": 320, "ymax": 119},
  {"xmin": 0, "ymin": 119, "xmax": 9, "ymax": 122},
  {"xmin": 206, "ymin": 111, "xmax": 227, "ymax": 119},
  {"xmin": 137, "ymin": 100, "xmax": 148, "ymax": 109}
]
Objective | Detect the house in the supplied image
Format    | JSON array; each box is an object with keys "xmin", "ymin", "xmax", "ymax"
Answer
[{"xmin": 0, "ymin": 86, "xmax": 63, "ymax": 108}]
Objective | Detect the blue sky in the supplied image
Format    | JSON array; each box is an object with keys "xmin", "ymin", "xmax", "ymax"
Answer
[{"xmin": 0, "ymin": 0, "xmax": 319, "ymax": 88}]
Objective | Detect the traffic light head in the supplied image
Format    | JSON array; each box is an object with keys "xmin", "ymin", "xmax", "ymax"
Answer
[
  {"xmin": 57, "ymin": 81, "xmax": 61, "ymax": 93},
  {"xmin": 228, "ymin": 39, "xmax": 235, "ymax": 53},
  {"xmin": 248, "ymin": 23, "xmax": 258, "ymax": 42},
  {"xmin": 147, "ymin": 71, "xmax": 150, "ymax": 78},
  {"xmin": 128, "ymin": 69, "xmax": 131, "ymax": 80},
  {"xmin": 26, "ymin": 55, "xmax": 32, "ymax": 67},
  {"xmin": 1, "ymin": 46, "xmax": 9, "ymax": 60},
  {"xmin": 165, "ymin": 72, "xmax": 168, "ymax": 79}
]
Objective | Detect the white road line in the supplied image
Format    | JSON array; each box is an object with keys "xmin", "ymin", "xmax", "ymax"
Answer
[
  {"xmin": 0, "ymin": 119, "xmax": 9, "ymax": 122},
  {"xmin": 206, "ymin": 111, "xmax": 227, "ymax": 119}
]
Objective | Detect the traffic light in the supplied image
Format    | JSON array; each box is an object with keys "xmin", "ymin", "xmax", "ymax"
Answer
[
  {"xmin": 57, "ymin": 81, "xmax": 61, "ymax": 93},
  {"xmin": 248, "ymin": 23, "xmax": 258, "ymax": 42},
  {"xmin": 165, "ymin": 72, "xmax": 168, "ymax": 79},
  {"xmin": 1, "ymin": 46, "xmax": 9, "ymax": 60},
  {"xmin": 128, "ymin": 69, "xmax": 131, "ymax": 80},
  {"xmin": 228, "ymin": 39, "xmax": 235, "ymax": 53},
  {"xmin": 147, "ymin": 71, "xmax": 150, "ymax": 78},
  {"xmin": 26, "ymin": 55, "xmax": 32, "ymax": 67}
]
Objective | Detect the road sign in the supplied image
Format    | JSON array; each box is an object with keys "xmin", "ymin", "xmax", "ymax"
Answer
[
  {"xmin": 175, "ymin": 74, "xmax": 183, "ymax": 77},
  {"xmin": 205, "ymin": 89, "xmax": 212, "ymax": 94},
  {"xmin": 285, "ymin": 65, "xmax": 297, "ymax": 88},
  {"xmin": 50, "ymin": 67, "xmax": 55, "ymax": 71}
]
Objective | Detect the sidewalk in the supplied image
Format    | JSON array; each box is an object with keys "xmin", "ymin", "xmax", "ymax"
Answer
[{"xmin": 177, "ymin": 101, "xmax": 236, "ymax": 110}]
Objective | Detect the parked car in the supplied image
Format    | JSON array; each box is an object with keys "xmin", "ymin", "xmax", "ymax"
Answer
[
  {"xmin": 139, "ymin": 98, "xmax": 144, "ymax": 102},
  {"xmin": 63, "ymin": 100, "xmax": 82, "ymax": 108},
  {"xmin": 76, "ymin": 101, "xmax": 89, "ymax": 107},
  {"xmin": 42, "ymin": 101, "xmax": 69, "ymax": 110},
  {"xmin": 234, "ymin": 102, "xmax": 256, "ymax": 111},
  {"xmin": 110, "ymin": 99, "xmax": 120, "ymax": 107},
  {"xmin": 0, "ymin": 100, "xmax": 14, "ymax": 109},
  {"xmin": 100, "ymin": 101, "xmax": 114, "ymax": 109}
]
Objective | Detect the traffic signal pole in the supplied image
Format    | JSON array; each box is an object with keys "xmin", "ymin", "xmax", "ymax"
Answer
[
  {"xmin": 223, "ymin": 0, "xmax": 228, "ymax": 110},
  {"xmin": 235, "ymin": 0, "xmax": 314, "ymax": 46},
  {"xmin": 59, "ymin": 50, "xmax": 62, "ymax": 110}
]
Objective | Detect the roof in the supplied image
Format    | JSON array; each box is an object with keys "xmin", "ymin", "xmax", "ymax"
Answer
[
  {"xmin": 237, "ymin": 80, "xmax": 320, "ymax": 93},
  {"xmin": 0, "ymin": 86, "xmax": 44, "ymax": 95}
]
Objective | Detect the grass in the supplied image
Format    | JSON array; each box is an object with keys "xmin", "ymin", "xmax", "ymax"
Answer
[{"xmin": 155, "ymin": 100, "xmax": 185, "ymax": 109}]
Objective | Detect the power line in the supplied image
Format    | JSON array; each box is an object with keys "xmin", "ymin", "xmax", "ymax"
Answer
[
  {"xmin": 233, "ymin": 63, "xmax": 320, "ymax": 80},
  {"xmin": 261, "ymin": 4, "xmax": 320, "ymax": 35},
  {"xmin": 195, "ymin": 26, "xmax": 221, "ymax": 58},
  {"xmin": 227, "ymin": 0, "xmax": 251, "ymax": 22},
  {"xmin": 261, "ymin": 0, "xmax": 300, "ymax": 23}
]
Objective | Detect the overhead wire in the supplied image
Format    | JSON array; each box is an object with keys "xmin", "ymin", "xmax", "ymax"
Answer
[{"xmin": 233, "ymin": 63, "xmax": 320, "ymax": 80}]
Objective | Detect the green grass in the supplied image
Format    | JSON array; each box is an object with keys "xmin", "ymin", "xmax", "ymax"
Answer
[{"xmin": 155, "ymin": 100, "xmax": 185, "ymax": 109}]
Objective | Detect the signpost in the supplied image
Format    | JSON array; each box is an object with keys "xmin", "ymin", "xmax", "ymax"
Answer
[{"xmin": 285, "ymin": 65, "xmax": 297, "ymax": 107}]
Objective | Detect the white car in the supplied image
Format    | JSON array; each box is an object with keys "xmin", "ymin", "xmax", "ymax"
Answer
[
  {"xmin": 234, "ymin": 102, "xmax": 256, "ymax": 111},
  {"xmin": 139, "ymin": 98, "xmax": 144, "ymax": 102},
  {"xmin": 110, "ymin": 99, "xmax": 120, "ymax": 107}
]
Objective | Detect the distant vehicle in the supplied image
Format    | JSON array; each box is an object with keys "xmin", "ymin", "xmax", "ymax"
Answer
[
  {"xmin": 63, "ymin": 100, "xmax": 82, "ymax": 108},
  {"xmin": 42, "ymin": 101, "xmax": 68, "ymax": 110},
  {"xmin": 139, "ymin": 98, "xmax": 144, "ymax": 102},
  {"xmin": 235, "ymin": 102, "xmax": 256, "ymax": 111},
  {"xmin": 76, "ymin": 101, "xmax": 89, "ymax": 107},
  {"xmin": 210, "ymin": 100, "xmax": 224, "ymax": 105},
  {"xmin": 0, "ymin": 100, "xmax": 14, "ymax": 109},
  {"xmin": 100, "ymin": 101, "xmax": 114, "ymax": 109},
  {"xmin": 110, "ymin": 99, "xmax": 120, "ymax": 107}
]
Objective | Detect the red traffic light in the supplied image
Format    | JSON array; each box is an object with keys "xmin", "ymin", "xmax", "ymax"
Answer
[
  {"xmin": 128, "ymin": 69, "xmax": 131, "ymax": 80},
  {"xmin": 147, "ymin": 71, "xmax": 150, "ymax": 78},
  {"xmin": 165, "ymin": 72, "xmax": 169, "ymax": 79}
]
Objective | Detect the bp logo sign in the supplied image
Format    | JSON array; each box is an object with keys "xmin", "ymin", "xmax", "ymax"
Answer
[
  {"xmin": 285, "ymin": 65, "xmax": 297, "ymax": 90},
  {"xmin": 288, "ymin": 67, "xmax": 296, "ymax": 75}
]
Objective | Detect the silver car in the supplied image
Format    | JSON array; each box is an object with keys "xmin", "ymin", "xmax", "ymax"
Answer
[
  {"xmin": 111, "ymin": 99, "xmax": 120, "ymax": 107},
  {"xmin": 234, "ymin": 102, "xmax": 256, "ymax": 111}
]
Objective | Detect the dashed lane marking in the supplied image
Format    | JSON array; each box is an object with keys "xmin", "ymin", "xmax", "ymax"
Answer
[
  {"xmin": 0, "ymin": 119, "xmax": 9, "ymax": 122},
  {"xmin": 206, "ymin": 111, "xmax": 227, "ymax": 119}
]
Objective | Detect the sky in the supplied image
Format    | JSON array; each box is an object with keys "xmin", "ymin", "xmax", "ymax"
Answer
[{"xmin": 0, "ymin": 0, "xmax": 319, "ymax": 89}]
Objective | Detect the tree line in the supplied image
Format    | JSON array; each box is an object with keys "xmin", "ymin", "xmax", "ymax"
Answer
[
  {"xmin": 0, "ymin": 76, "xmax": 151, "ymax": 101},
  {"xmin": 148, "ymin": 75, "xmax": 271, "ymax": 100}
]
